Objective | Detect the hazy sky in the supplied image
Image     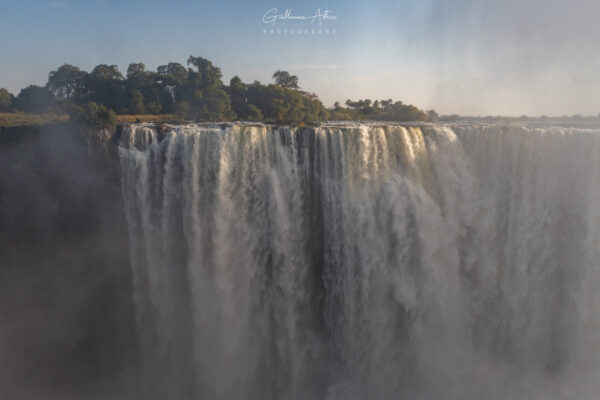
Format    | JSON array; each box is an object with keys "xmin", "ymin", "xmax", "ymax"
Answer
[{"xmin": 1, "ymin": 0, "xmax": 598, "ymax": 116}]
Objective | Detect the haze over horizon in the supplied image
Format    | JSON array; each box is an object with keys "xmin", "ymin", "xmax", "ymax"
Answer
[{"xmin": 1, "ymin": 0, "xmax": 598, "ymax": 116}]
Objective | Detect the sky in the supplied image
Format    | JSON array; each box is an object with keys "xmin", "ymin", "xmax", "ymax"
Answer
[{"xmin": 0, "ymin": 0, "xmax": 599, "ymax": 116}]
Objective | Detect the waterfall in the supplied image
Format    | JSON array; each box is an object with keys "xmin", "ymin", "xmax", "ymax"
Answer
[{"xmin": 118, "ymin": 122, "xmax": 600, "ymax": 400}]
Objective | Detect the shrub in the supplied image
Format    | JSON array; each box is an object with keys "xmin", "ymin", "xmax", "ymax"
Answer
[
  {"xmin": 0, "ymin": 88, "xmax": 13, "ymax": 111},
  {"xmin": 247, "ymin": 104, "xmax": 263, "ymax": 121},
  {"xmin": 14, "ymin": 85, "xmax": 55, "ymax": 113},
  {"xmin": 70, "ymin": 102, "xmax": 117, "ymax": 129}
]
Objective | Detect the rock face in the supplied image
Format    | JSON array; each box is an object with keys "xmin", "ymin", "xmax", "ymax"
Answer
[{"xmin": 0, "ymin": 123, "xmax": 139, "ymax": 399}]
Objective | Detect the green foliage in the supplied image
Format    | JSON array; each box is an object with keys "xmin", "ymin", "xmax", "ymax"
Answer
[
  {"xmin": 439, "ymin": 114, "xmax": 460, "ymax": 122},
  {"xmin": 128, "ymin": 89, "xmax": 145, "ymax": 114},
  {"xmin": 427, "ymin": 109, "xmax": 439, "ymax": 121},
  {"xmin": 247, "ymin": 104, "xmax": 264, "ymax": 121},
  {"xmin": 379, "ymin": 101, "xmax": 428, "ymax": 121},
  {"xmin": 345, "ymin": 99, "xmax": 372, "ymax": 109},
  {"xmin": 47, "ymin": 64, "xmax": 86, "ymax": 100},
  {"xmin": 173, "ymin": 101, "xmax": 189, "ymax": 119},
  {"xmin": 71, "ymin": 102, "xmax": 117, "ymax": 129},
  {"xmin": 14, "ymin": 85, "xmax": 55, "ymax": 113},
  {"xmin": 246, "ymin": 82, "xmax": 328, "ymax": 124},
  {"xmin": 48, "ymin": 98, "xmax": 77, "ymax": 115},
  {"xmin": 126, "ymin": 63, "xmax": 146, "ymax": 80},
  {"xmin": 82, "ymin": 65, "xmax": 126, "ymax": 112},
  {"xmin": 146, "ymin": 101, "xmax": 162, "ymax": 115},
  {"xmin": 0, "ymin": 88, "xmax": 13, "ymax": 111},
  {"xmin": 6, "ymin": 56, "xmax": 431, "ymax": 125},
  {"xmin": 156, "ymin": 62, "xmax": 189, "ymax": 104},
  {"xmin": 329, "ymin": 101, "xmax": 354, "ymax": 120},
  {"xmin": 157, "ymin": 63, "xmax": 189, "ymax": 86},
  {"xmin": 181, "ymin": 56, "xmax": 236, "ymax": 121},
  {"xmin": 272, "ymin": 70, "xmax": 300, "ymax": 90},
  {"xmin": 125, "ymin": 63, "xmax": 160, "ymax": 114},
  {"xmin": 228, "ymin": 76, "xmax": 248, "ymax": 119},
  {"xmin": 90, "ymin": 64, "xmax": 123, "ymax": 81},
  {"xmin": 334, "ymin": 98, "xmax": 429, "ymax": 122}
]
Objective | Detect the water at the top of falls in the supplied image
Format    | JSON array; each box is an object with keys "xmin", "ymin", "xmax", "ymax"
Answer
[
  {"xmin": 120, "ymin": 119, "xmax": 600, "ymax": 136},
  {"xmin": 118, "ymin": 121, "xmax": 600, "ymax": 400}
]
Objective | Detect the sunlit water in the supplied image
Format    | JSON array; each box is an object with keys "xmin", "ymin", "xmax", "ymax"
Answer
[{"xmin": 118, "ymin": 122, "xmax": 600, "ymax": 400}]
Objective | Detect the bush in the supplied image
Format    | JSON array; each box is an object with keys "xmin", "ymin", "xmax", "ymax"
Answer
[
  {"xmin": 146, "ymin": 101, "xmax": 162, "ymax": 114},
  {"xmin": 173, "ymin": 101, "xmax": 189, "ymax": 119},
  {"xmin": 14, "ymin": 85, "xmax": 55, "ymax": 113},
  {"xmin": 0, "ymin": 88, "xmax": 13, "ymax": 111},
  {"xmin": 247, "ymin": 104, "xmax": 263, "ymax": 121},
  {"xmin": 70, "ymin": 102, "xmax": 117, "ymax": 129},
  {"xmin": 245, "ymin": 83, "xmax": 328, "ymax": 124},
  {"xmin": 128, "ymin": 89, "xmax": 145, "ymax": 114}
]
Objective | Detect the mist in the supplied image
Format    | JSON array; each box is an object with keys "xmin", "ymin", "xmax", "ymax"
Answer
[
  {"xmin": 0, "ymin": 125, "xmax": 138, "ymax": 399},
  {"xmin": 309, "ymin": 0, "xmax": 600, "ymax": 116},
  {"xmin": 404, "ymin": 0, "xmax": 600, "ymax": 115}
]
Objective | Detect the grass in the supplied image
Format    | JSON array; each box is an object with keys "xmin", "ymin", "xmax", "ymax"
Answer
[
  {"xmin": 0, "ymin": 112, "xmax": 68, "ymax": 128},
  {"xmin": 0, "ymin": 112, "xmax": 180, "ymax": 128},
  {"xmin": 117, "ymin": 114, "xmax": 177, "ymax": 124}
]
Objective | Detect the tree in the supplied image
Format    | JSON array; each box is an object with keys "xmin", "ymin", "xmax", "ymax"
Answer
[
  {"xmin": 195, "ymin": 86, "xmax": 235, "ymax": 120},
  {"xmin": 183, "ymin": 56, "xmax": 235, "ymax": 120},
  {"xmin": 145, "ymin": 100, "xmax": 162, "ymax": 114},
  {"xmin": 70, "ymin": 102, "xmax": 117, "ymax": 129},
  {"xmin": 47, "ymin": 64, "xmax": 86, "ymax": 100},
  {"xmin": 173, "ymin": 101, "xmax": 189, "ymax": 119},
  {"xmin": 157, "ymin": 63, "xmax": 189, "ymax": 85},
  {"xmin": 89, "ymin": 64, "xmax": 123, "ymax": 81},
  {"xmin": 381, "ymin": 99, "xmax": 393, "ymax": 108},
  {"xmin": 2, "ymin": 56, "xmax": 433, "ymax": 125},
  {"xmin": 331, "ymin": 98, "xmax": 427, "ymax": 122},
  {"xmin": 187, "ymin": 56, "xmax": 222, "ymax": 87},
  {"xmin": 0, "ymin": 88, "xmax": 13, "ymax": 111},
  {"xmin": 272, "ymin": 70, "xmax": 300, "ymax": 90},
  {"xmin": 345, "ymin": 99, "xmax": 372, "ymax": 109},
  {"xmin": 245, "ymin": 81, "xmax": 327, "ymax": 124},
  {"xmin": 126, "ymin": 63, "xmax": 146, "ymax": 79},
  {"xmin": 14, "ymin": 85, "xmax": 55, "ymax": 113},
  {"xmin": 82, "ymin": 65, "xmax": 126, "ymax": 112},
  {"xmin": 126, "ymin": 64, "xmax": 175, "ymax": 114},
  {"xmin": 156, "ymin": 62, "xmax": 189, "ymax": 107},
  {"xmin": 126, "ymin": 63, "xmax": 154, "ymax": 90},
  {"xmin": 228, "ymin": 76, "xmax": 248, "ymax": 119},
  {"xmin": 427, "ymin": 109, "xmax": 439, "ymax": 121},
  {"xmin": 379, "ymin": 101, "xmax": 428, "ymax": 121},
  {"xmin": 128, "ymin": 89, "xmax": 145, "ymax": 114},
  {"xmin": 247, "ymin": 104, "xmax": 263, "ymax": 121}
]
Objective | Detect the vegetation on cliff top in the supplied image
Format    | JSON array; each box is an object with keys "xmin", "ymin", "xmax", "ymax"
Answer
[
  {"xmin": 0, "ymin": 112, "xmax": 68, "ymax": 128},
  {"xmin": 0, "ymin": 56, "xmax": 433, "ymax": 127}
]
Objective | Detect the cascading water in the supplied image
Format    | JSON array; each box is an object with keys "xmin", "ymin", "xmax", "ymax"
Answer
[{"xmin": 118, "ymin": 122, "xmax": 600, "ymax": 400}]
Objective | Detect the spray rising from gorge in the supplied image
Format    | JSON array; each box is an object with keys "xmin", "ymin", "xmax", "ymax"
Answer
[{"xmin": 118, "ymin": 122, "xmax": 600, "ymax": 399}]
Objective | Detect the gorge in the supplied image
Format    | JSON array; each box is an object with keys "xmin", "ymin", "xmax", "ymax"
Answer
[{"xmin": 1, "ymin": 121, "xmax": 600, "ymax": 399}]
